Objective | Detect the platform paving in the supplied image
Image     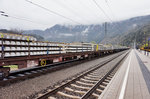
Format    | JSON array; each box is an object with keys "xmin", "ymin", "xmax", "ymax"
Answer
[
  {"xmin": 138, "ymin": 50, "xmax": 150, "ymax": 57},
  {"xmin": 99, "ymin": 49, "xmax": 150, "ymax": 99}
]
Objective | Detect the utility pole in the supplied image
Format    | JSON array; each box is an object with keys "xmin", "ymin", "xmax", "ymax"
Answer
[
  {"xmin": 135, "ymin": 30, "xmax": 138, "ymax": 49},
  {"xmin": 104, "ymin": 22, "xmax": 107, "ymax": 44}
]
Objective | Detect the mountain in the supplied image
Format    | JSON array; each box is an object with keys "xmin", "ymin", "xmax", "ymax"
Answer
[
  {"xmin": 118, "ymin": 22, "xmax": 150, "ymax": 48},
  {"xmin": 0, "ymin": 29, "xmax": 45, "ymax": 41},
  {"xmin": 24, "ymin": 24, "xmax": 104, "ymax": 43},
  {"xmin": 24, "ymin": 15, "xmax": 150, "ymax": 44}
]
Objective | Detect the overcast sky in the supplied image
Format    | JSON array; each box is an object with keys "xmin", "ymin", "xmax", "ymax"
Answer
[{"xmin": 0, "ymin": 0, "xmax": 150, "ymax": 30}]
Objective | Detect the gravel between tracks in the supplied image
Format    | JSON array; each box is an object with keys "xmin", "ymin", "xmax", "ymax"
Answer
[{"xmin": 0, "ymin": 52, "xmax": 124, "ymax": 99}]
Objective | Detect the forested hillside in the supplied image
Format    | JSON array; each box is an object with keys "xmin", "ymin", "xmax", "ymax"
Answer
[{"xmin": 119, "ymin": 22, "xmax": 150, "ymax": 48}]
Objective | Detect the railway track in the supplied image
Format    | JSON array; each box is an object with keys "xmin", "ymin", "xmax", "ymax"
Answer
[
  {"xmin": 0, "ymin": 51, "xmax": 124, "ymax": 86},
  {"xmin": 0, "ymin": 58, "xmax": 88, "ymax": 86},
  {"xmin": 36, "ymin": 51, "xmax": 129, "ymax": 99}
]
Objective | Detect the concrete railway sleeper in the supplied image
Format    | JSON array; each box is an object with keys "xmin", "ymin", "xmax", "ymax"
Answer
[
  {"xmin": 36, "ymin": 51, "xmax": 129, "ymax": 99},
  {"xmin": 0, "ymin": 50, "xmax": 127, "ymax": 86},
  {"xmin": 0, "ymin": 49, "xmax": 128, "ymax": 79}
]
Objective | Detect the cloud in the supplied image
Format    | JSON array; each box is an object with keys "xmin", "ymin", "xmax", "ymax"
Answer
[
  {"xmin": 59, "ymin": 33, "xmax": 73, "ymax": 36},
  {"xmin": 0, "ymin": 0, "xmax": 150, "ymax": 30}
]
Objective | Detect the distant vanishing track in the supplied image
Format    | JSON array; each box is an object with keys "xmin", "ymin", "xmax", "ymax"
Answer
[{"xmin": 36, "ymin": 51, "xmax": 129, "ymax": 99}]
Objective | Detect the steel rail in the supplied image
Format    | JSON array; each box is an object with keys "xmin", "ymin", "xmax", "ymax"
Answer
[
  {"xmin": 81, "ymin": 51, "xmax": 129, "ymax": 99},
  {"xmin": 0, "ymin": 59, "xmax": 82, "ymax": 86},
  {"xmin": 37, "ymin": 51, "xmax": 128, "ymax": 99}
]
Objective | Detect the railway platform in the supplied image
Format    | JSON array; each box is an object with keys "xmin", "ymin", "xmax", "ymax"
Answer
[
  {"xmin": 99, "ymin": 49, "xmax": 150, "ymax": 99},
  {"xmin": 138, "ymin": 49, "xmax": 150, "ymax": 57}
]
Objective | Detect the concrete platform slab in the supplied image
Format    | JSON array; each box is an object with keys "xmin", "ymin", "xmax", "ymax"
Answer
[{"xmin": 99, "ymin": 49, "xmax": 150, "ymax": 99}]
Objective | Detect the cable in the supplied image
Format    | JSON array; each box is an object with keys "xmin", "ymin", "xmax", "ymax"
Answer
[
  {"xmin": 1, "ymin": 13, "xmax": 50, "ymax": 26},
  {"xmin": 104, "ymin": 0, "xmax": 123, "ymax": 33},
  {"xmin": 92, "ymin": 0, "xmax": 123, "ymax": 44},
  {"xmin": 92, "ymin": 0, "xmax": 112, "ymax": 22},
  {"xmin": 25, "ymin": 0, "xmax": 82, "ymax": 24},
  {"xmin": 53, "ymin": 0, "xmax": 93, "ymax": 24},
  {"xmin": 92, "ymin": 0, "xmax": 122, "ymax": 32},
  {"xmin": 105, "ymin": 0, "xmax": 116, "ymax": 19}
]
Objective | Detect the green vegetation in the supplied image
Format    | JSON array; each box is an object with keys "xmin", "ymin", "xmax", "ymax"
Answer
[{"xmin": 120, "ymin": 23, "xmax": 150, "ymax": 48}]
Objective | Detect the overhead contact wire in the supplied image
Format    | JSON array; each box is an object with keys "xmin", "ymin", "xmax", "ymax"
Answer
[
  {"xmin": 25, "ymin": 0, "xmax": 82, "ymax": 25},
  {"xmin": 92, "ymin": 0, "xmax": 122, "ymax": 33}
]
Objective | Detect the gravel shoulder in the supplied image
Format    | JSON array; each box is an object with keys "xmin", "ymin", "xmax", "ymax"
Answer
[{"xmin": 0, "ymin": 52, "xmax": 125, "ymax": 99}]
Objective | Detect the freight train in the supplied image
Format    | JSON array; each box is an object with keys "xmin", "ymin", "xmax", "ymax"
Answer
[{"xmin": 0, "ymin": 32, "xmax": 128, "ymax": 77}]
